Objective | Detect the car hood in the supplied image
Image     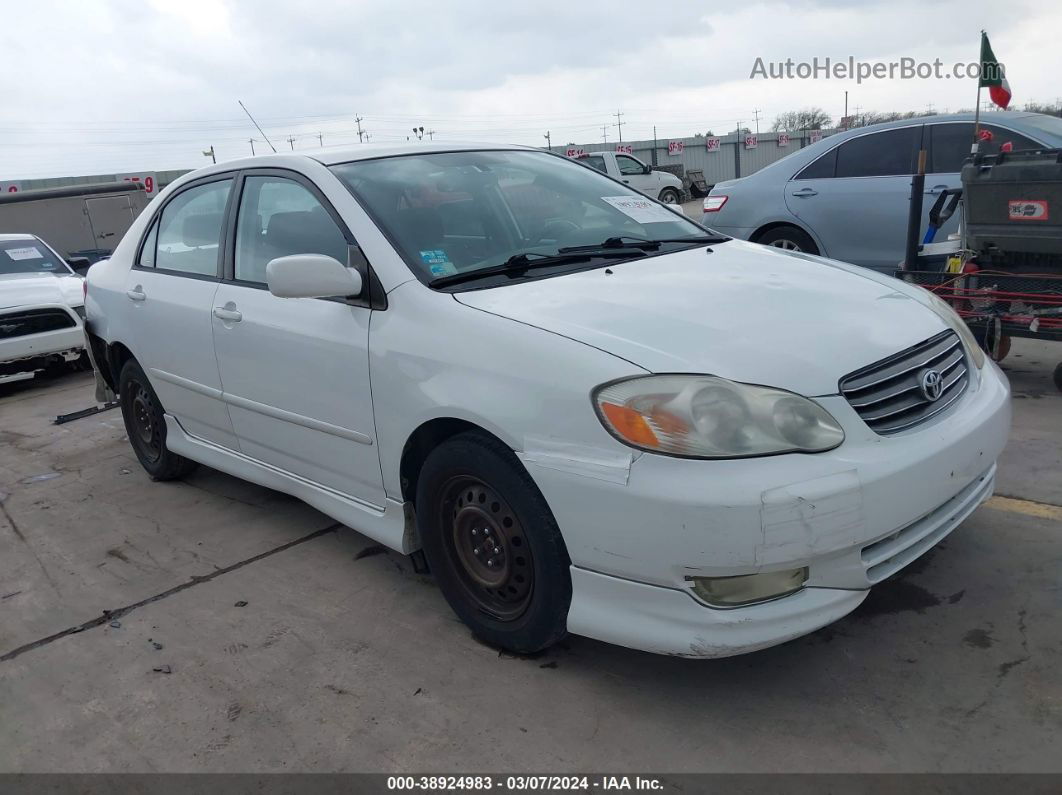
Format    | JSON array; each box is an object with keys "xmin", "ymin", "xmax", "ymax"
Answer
[
  {"xmin": 0, "ymin": 272, "xmax": 83, "ymax": 311},
  {"xmin": 454, "ymin": 240, "xmax": 948, "ymax": 396}
]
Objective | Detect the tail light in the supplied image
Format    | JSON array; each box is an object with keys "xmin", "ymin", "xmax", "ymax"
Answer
[{"xmin": 702, "ymin": 195, "xmax": 729, "ymax": 213}]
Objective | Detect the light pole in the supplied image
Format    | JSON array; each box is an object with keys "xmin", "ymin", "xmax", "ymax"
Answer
[{"xmin": 202, "ymin": 145, "xmax": 216, "ymax": 164}]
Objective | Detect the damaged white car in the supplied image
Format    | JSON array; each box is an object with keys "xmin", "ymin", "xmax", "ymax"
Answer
[
  {"xmin": 1, "ymin": 234, "xmax": 87, "ymax": 384},
  {"xmin": 85, "ymin": 144, "xmax": 1010, "ymax": 657}
]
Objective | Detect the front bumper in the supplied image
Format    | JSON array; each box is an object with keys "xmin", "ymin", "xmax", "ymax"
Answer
[
  {"xmin": 522, "ymin": 360, "xmax": 1011, "ymax": 657},
  {"xmin": 0, "ymin": 303, "xmax": 84, "ymax": 382}
]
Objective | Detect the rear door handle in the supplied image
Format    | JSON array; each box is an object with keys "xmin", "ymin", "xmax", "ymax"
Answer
[
  {"xmin": 791, "ymin": 188, "xmax": 818, "ymax": 197},
  {"xmin": 126, "ymin": 287, "xmax": 146, "ymax": 301},
  {"xmin": 213, "ymin": 306, "xmax": 242, "ymax": 323}
]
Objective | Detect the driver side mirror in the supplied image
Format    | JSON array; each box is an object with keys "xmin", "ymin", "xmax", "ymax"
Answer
[
  {"xmin": 67, "ymin": 256, "xmax": 92, "ymax": 275},
  {"xmin": 266, "ymin": 253, "xmax": 363, "ymax": 299},
  {"xmin": 644, "ymin": 164, "xmax": 652, "ymax": 175}
]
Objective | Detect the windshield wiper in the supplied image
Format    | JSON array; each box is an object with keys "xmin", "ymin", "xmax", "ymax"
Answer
[
  {"xmin": 558, "ymin": 234, "xmax": 729, "ymax": 253},
  {"xmin": 429, "ymin": 249, "xmax": 648, "ymax": 288}
]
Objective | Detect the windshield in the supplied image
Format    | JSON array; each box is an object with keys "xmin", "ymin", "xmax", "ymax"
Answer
[
  {"xmin": 0, "ymin": 238, "xmax": 72, "ymax": 276},
  {"xmin": 330, "ymin": 150, "xmax": 710, "ymax": 284}
]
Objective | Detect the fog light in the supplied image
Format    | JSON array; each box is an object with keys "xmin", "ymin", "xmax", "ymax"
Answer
[{"xmin": 688, "ymin": 568, "xmax": 808, "ymax": 607}]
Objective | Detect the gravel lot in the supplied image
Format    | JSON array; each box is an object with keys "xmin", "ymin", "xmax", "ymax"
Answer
[{"xmin": 1, "ymin": 340, "xmax": 1060, "ymax": 773}]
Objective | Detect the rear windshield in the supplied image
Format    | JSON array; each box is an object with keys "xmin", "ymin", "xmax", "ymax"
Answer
[{"xmin": 0, "ymin": 239, "xmax": 71, "ymax": 275}]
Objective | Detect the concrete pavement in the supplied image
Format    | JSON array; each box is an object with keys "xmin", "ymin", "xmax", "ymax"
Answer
[{"xmin": 1, "ymin": 341, "xmax": 1060, "ymax": 772}]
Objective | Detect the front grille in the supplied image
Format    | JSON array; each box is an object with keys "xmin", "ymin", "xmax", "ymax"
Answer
[
  {"xmin": 0, "ymin": 308, "xmax": 76, "ymax": 340},
  {"xmin": 840, "ymin": 330, "xmax": 968, "ymax": 434}
]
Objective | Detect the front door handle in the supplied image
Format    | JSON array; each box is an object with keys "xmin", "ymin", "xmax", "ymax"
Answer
[
  {"xmin": 126, "ymin": 286, "xmax": 146, "ymax": 301},
  {"xmin": 622, "ymin": 179, "xmax": 630, "ymax": 184},
  {"xmin": 925, "ymin": 184, "xmax": 950, "ymax": 195},
  {"xmin": 213, "ymin": 304, "xmax": 242, "ymax": 323},
  {"xmin": 791, "ymin": 188, "xmax": 818, "ymax": 197}
]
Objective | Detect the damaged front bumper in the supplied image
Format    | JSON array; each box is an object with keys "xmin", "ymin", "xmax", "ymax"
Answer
[{"xmin": 522, "ymin": 360, "xmax": 1011, "ymax": 658}]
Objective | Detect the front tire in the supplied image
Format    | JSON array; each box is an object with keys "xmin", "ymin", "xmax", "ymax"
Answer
[
  {"xmin": 659, "ymin": 187, "xmax": 681, "ymax": 205},
  {"xmin": 118, "ymin": 359, "xmax": 198, "ymax": 481},
  {"xmin": 415, "ymin": 432, "xmax": 571, "ymax": 653},
  {"xmin": 756, "ymin": 225, "xmax": 819, "ymax": 254}
]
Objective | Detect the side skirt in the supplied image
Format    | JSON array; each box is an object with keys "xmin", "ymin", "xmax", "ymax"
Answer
[{"xmin": 163, "ymin": 414, "xmax": 414, "ymax": 553}]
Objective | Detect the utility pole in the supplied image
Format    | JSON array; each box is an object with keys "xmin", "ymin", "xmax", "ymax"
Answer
[
  {"xmin": 412, "ymin": 126, "xmax": 424, "ymax": 140},
  {"xmin": 652, "ymin": 125, "xmax": 658, "ymax": 166},
  {"xmin": 249, "ymin": 139, "xmax": 256, "ymax": 155},
  {"xmin": 286, "ymin": 135, "xmax": 296, "ymax": 150},
  {"xmin": 926, "ymin": 103, "xmax": 935, "ymax": 115},
  {"xmin": 613, "ymin": 110, "xmax": 625, "ymax": 142},
  {"xmin": 753, "ymin": 109, "xmax": 762, "ymax": 134},
  {"xmin": 202, "ymin": 145, "xmax": 216, "ymax": 164},
  {"xmin": 601, "ymin": 124, "xmax": 609, "ymax": 144},
  {"xmin": 854, "ymin": 105, "xmax": 863, "ymax": 127},
  {"xmin": 844, "ymin": 91, "xmax": 848, "ymax": 128},
  {"xmin": 317, "ymin": 132, "xmax": 324, "ymax": 147},
  {"xmin": 426, "ymin": 130, "xmax": 435, "ymax": 141},
  {"xmin": 544, "ymin": 130, "xmax": 552, "ymax": 151},
  {"xmin": 355, "ymin": 115, "xmax": 365, "ymax": 143}
]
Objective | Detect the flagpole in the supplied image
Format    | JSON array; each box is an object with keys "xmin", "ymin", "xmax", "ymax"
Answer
[{"xmin": 972, "ymin": 30, "xmax": 985, "ymax": 155}]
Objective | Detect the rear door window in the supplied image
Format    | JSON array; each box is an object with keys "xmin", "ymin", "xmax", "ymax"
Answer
[
  {"xmin": 156, "ymin": 179, "xmax": 232, "ymax": 276},
  {"xmin": 794, "ymin": 148, "xmax": 837, "ymax": 180},
  {"xmin": 834, "ymin": 127, "xmax": 921, "ymax": 178},
  {"xmin": 582, "ymin": 155, "xmax": 607, "ymax": 173}
]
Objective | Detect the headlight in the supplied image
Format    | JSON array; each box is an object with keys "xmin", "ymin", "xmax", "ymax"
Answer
[
  {"xmin": 919, "ymin": 291, "xmax": 986, "ymax": 370},
  {"xmin": 593, "ymin": 375, "xmax": 845, "ymax": 458}
]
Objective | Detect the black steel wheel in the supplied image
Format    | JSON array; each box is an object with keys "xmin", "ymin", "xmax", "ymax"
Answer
[
  {"xmin": 440, "ymin": 475, "xmax": 534, "ymax": 621},
  {"xmin": 416, "ymin": 431, "xmax": 571, "ymax": 653},
  {"xmin": 118, "ymin": 359, "xmax": 198, "ymax": 481}
]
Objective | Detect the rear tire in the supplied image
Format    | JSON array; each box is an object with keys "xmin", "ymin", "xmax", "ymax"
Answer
[
  {"xmin": 659, "ymin": 187, "xmax": 681, "ymax": 205},
  {"xmin": 756, "ymin": 225, "xmax": 819, "ymax": 254},
  {"xmin": 118, "ymin": 359, "xmax": 198, "ymax": 481},
  {"xmin": 1054, "ymin": 362, "xmax": 1062, "ymax": 393},
  {"xmin": 415, "ymin": 431, "xmax": 571, "ymax": 654}
]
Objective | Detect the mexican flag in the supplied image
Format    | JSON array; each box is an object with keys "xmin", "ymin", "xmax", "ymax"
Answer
[{"xmin": 980, "ymin": 32, "xmax": 1012, "ymax": 109}]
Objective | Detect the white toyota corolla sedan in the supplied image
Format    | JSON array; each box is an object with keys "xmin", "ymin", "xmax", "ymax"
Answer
[{"xmin": 85, "ymin": 142, "xmax": 1010, "ymax": 658}]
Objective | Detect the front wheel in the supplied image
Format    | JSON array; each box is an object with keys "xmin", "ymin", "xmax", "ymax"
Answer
[
  {"xmin": 415, "ymin": 432, "xmax": 571, "ymax": 653},
  {"xmin": 659, "ymin": 187, "xmax": 681, "ymax": 205},
  {"xmin": 119, "ymin": 359, "xmax": 198, "ymax": 481}
]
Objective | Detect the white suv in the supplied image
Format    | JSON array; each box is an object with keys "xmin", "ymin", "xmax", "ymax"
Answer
[{"xmin": 86, "ymin": 143, "xmax": 1010, "ymax": 658}]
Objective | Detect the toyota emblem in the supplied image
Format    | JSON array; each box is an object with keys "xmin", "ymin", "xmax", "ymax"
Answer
[{"xmin": 919, "ymin": 368, "xmax": 944, "ymax": 402}]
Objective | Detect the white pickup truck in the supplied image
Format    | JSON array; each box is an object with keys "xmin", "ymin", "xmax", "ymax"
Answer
[{"xmin": 570, "ymin": 151, "xmax": 684, "ymax": 204}]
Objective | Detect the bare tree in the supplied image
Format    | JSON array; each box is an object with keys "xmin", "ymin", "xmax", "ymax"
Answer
[{"xmin": 771, "ymin": 108, "xmax": 831, "ymax": 132}]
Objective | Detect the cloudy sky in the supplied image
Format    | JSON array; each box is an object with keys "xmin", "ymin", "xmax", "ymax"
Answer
[{"xmin": 4, "ymin": 0, "xmax": 1061, "ymax": 179}]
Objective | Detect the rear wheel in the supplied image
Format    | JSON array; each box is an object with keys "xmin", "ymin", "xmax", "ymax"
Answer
[
  {"xmin": 119, "ymin": 359, "xmax": 197, "ymax": 481},
  {"xmin": 659, "ymin": 187, "xmax": 681, "ymax": 205},
  {"xmin": 1054, "ymin": 362, "xmax": 1062, "ymax": 393},
  {"xmin": 756, "ymin": 225, "xmax": 819, "ymax": 254},
  {"xmin": 415, "ymin": 432, "xmax": 571, "ymax": 653}
]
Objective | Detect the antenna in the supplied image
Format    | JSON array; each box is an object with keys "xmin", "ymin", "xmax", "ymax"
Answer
[{"xmin": 238, "ymin": 100, "xmax": 277, "ymax": 153}]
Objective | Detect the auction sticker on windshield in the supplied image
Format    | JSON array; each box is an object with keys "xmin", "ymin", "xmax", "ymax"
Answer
[
  {"xmin": 5, "ymin": 246, "xmax": 43, "ymax": 260},
  {"xmin": 601, "ymin": 196, "xmax": 676, "ymax": 224},
  {"xmin": 420, "ymin": 249, "xmax": 458, "ymax": 277}
]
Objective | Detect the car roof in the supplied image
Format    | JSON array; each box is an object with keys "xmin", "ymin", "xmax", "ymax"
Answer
[
  {"xmin": 0, "ymin": 233, "xmax": 37, "ymax": 241},
  {"xmin": 164, "ymin": 140, "xmax": 540, "ymax": 193}
]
